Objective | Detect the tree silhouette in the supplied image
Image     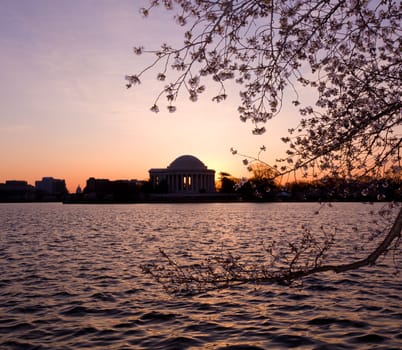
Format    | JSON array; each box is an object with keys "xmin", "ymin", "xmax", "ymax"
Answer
[
  {"xmin": 128, "ymin": 0, "xmax": 401, "ymax": 294},
  {"xmin": 217, "ymin": 172, "xmax": 237, "ymax": 193}
]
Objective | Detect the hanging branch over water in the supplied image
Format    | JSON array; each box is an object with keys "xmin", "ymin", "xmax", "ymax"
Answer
[
  {"xmin": 142, "ymin": 205, "xmax": 401, "ymax": 295},
  {"xmin": 130, "ymin": 0, "xmax": 402, "ymax": 294}
]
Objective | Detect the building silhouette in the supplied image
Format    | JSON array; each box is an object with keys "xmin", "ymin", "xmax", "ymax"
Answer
[
  {"xmin": 35, "ymin": 177, "xmax": 68, "ymax": 196},
  {"xmin": 149, "ymin": 155, "xmax": 215, "ymax": 193},
  {"xmin": 82, "ymin": 177, "xmax": 140, "ymax": 201},
  {"xmin": 0, "ymin": 180, "xmax": 35, "ymax": 202}
]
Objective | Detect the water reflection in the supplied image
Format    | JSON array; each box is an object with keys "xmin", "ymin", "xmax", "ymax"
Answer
[{"xmin": 0, "ymin": 202, "xmax": 400, "ymax": 349}]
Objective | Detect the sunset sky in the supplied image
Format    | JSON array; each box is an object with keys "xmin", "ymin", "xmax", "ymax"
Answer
[{"xmin": 0, "ymin": 0, "xmax": 304, "ymax": 192}]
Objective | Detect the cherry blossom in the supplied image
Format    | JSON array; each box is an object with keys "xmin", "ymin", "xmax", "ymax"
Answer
[
  {"xmin": 127, "ymin": 0, "xmax": 400, "ymax": 181},
  {"xmin": 130, "ymin": 0, "xmax": 402, "ymax": 293}
]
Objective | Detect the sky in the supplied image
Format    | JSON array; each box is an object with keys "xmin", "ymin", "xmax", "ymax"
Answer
[{"xmin": 0, "ymin": 0, "xmax": 302, "ymax": 192}]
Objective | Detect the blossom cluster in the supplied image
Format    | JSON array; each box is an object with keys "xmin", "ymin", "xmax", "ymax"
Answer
[{"xmin": 128, "ymin": 0, "xmax": 401, "ymax": 179}]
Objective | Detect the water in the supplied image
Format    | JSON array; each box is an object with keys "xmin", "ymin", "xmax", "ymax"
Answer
[{"xmin": 0, "ymin": 202, "xmax": 401, "ymax": 349}]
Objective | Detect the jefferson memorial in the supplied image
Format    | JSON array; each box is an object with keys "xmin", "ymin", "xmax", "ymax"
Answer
[{"xmin": 149, "ymin": 155, "xmax": 215, "ymax": 193}]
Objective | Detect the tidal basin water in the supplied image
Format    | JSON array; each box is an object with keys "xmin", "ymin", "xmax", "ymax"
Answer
[{"xmin": 0, "ymin": 202, "xmax": 401, "ymax": 350}]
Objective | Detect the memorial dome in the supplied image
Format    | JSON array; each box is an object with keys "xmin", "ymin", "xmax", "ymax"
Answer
[
  {"xmin": 150, "ymin": 155, "xmax": 215, "ymax": 193},
  {"xmin": 168, "ymin": 155, "xmax": 207, "ymax": 170}
]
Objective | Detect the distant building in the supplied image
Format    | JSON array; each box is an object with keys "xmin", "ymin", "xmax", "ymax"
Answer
[
  {"xmin": 84, "ymin": 178, "xmax": 111, "ymax": 195},
  {"xmin": 3, "ymin": 180, "xmax": 33, "ymax": 191},
  {"xmin": 0, "ymin": 180, "xmax": 35, "ymax": 201},
  {"xmin": 149, "ymin": 155, "xmax": 215, "ymax": 193},
  {"xmin": 35, "ymin": 177, "xmax": 68, "ymax": 196},
  {"xmin": 82, "ymin": 178, "xmax": 139, "ymax": 201}
]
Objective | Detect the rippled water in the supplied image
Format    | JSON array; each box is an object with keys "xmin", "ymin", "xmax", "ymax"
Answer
[{"xmin": 0, "ymin": 202, "xmax": 401, "ymax": 349}]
